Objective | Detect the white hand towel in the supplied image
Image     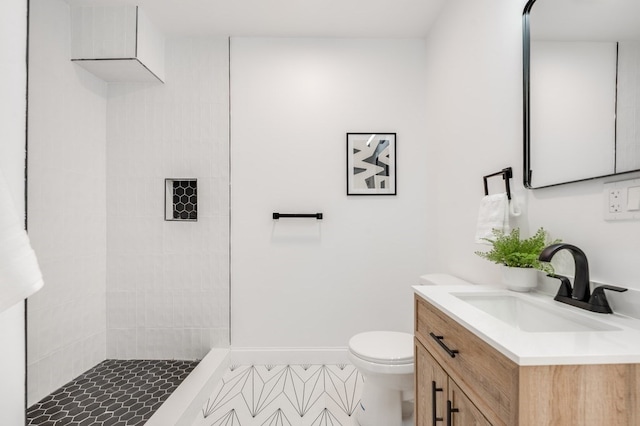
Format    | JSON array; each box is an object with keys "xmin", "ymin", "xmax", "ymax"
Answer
[
  {"xmin": 475, "ymin": 193, "xmax": 509, "ymax": 244},
  {"xmin": 0, "ymin": 170, "xmax": 43, "ymax": 313}
]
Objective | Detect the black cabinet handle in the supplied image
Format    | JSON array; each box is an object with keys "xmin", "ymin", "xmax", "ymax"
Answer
[
  {"xmin": 447, "ymin": 400, "xmax": 459, "ymax": 426},
  {"xmin": 432, "ymin": 381, "xmax": 444, "ymax": 424},
  {"xmin": 430, "ymin": 332, "xmax": 459, "ymax": 358}
]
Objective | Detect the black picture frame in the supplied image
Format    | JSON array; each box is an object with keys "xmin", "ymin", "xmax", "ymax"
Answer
[{"xmin": 346, "ymin": 133, "xmax": 397, "ymax": 195}]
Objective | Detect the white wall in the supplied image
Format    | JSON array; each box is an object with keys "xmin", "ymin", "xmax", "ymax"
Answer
[
  {"xmin": 425, "ymin": 0, "xmax": 640, "ymax": 293},
  {"xmin": 0, "ymin": 0, "xmax": 27, "ymax": 423},
  {"xmin": 26, "ymin": 0, "xmax": 108, "ymax": 405},
  {"xmin": 106, "ymin": 37, "xmax": 230, "ymax": 359},
  {"xmin": 231, "ymin": 38, "xmax": 433, "ymax": 352}
]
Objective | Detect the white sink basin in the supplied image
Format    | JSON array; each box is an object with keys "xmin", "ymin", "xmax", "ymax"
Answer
[
  {"xmin": 453, "ymin": 293, "xmax": 620, "ymax": 333},
  {"xmin": 414, "ymin": 280, "xmax": 640, "ymax": 365}
]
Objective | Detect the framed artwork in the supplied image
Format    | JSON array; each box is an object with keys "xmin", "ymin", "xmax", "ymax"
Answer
[{"xmin": 346, "ymin": 133, "xmax": 396, "ymax": 195}]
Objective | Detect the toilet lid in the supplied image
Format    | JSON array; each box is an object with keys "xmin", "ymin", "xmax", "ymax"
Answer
[{"xmin": 348, "ymin": 331, "xmax": 414, "ymax": 365}]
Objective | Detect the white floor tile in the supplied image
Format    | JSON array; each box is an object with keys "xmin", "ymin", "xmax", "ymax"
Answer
[{"xmin": 193, "ymin": 364, "xmax": 363, "ymax": 426}]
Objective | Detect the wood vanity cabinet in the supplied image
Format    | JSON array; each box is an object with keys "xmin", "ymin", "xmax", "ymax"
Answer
[
  {"xmin": 414, "ymin": 294, "xmax": 640, "ymax": 426},
  {"xmin": 416, "ymin": 338, "xmax": 490, "ymax": 426}
]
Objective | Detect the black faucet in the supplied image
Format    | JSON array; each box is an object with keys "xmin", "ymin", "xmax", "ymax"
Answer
[{"xmin": 538, "ymin": 243, "xmax": 627, "ymax": 314}]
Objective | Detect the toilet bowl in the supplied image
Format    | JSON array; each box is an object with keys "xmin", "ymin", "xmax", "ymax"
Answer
[{"xmin": 348, "ymin": 331, "xmax": 414, "ymax": 426}]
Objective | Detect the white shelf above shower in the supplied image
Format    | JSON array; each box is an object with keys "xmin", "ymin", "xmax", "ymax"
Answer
[{"xmin": 70, "ymin": 5, "xmax": 165, "ymax": 83}]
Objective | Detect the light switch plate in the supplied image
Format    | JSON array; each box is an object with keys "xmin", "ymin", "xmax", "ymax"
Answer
[
  {"xmin": 603, "ymin": 178, "xmax": 640, "ymax": 221},
  {"xmin": 627, "ymin": 186, "xmax": 640, "ymax": 211}
]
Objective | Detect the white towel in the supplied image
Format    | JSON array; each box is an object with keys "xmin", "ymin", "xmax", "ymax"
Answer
[
  {"xmin": 0, "ymin": 170, "xmax": 43, "ymax": 313},
  {"xmin": 475, "ymin": 193, "xmax": 509, "ymax": 244}
]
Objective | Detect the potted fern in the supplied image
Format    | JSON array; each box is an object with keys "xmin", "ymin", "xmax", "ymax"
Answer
[{"xmin": 475, "ymin": 228, "xmax": 558, "ymax": 292}]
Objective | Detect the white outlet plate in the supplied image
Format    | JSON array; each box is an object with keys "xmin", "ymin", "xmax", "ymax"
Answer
[
  {"xmin": 603, "ymin": 178, "xmax": 640, "ymax": 221},
  {"xmin": 608, "ymin": 189, "xmax": 622, "ymax": 212}
]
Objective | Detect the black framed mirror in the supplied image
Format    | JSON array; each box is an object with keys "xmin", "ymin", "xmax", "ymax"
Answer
[{"xmin": 523, "ymin": 0, "xmax": 640, "ymax": 188}]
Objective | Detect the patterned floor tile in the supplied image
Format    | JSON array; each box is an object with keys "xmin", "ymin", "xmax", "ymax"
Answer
[
  {"xmin": 27, "ymin": 359, "xmax": 198, "ymax": 426},
  {"xmin": 194, "ymin": 364, "xmax": 363, "ymax": 426}
]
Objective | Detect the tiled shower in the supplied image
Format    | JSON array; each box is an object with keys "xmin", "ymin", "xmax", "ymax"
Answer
[
  {"xmin": 27, "ymin": 0, "xmax": 230, "ymax": 415},
  {"xmin": 104, "ymin": 37, "xmax": 230, "ymax": 360}
]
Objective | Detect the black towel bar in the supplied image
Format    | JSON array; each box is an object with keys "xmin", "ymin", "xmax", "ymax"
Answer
[
  {"xmin": 273, "ymin": 213, "xmax": 323, "ymax": 220},
  {"xmin": 483, "ymin": 167, "xmax": 513, "ymax": 200}
]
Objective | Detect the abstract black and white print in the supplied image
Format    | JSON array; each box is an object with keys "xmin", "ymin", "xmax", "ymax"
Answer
[
  {"xmin": 192, "ymin": 364, "xmax": 363, "ymax": 426},
  {"xmin": 347, "ymin": 133, "xmax": 396, "ymax": 195}
]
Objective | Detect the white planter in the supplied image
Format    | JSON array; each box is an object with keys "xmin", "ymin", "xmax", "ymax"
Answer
[{"xmin": 501, "ymin": 266, "xmax": 538, "ymax": 292}]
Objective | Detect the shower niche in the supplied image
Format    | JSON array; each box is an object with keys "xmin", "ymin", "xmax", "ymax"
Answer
[{"xmin": 165, "ymin": 179, "xmax": 198, "ymax": 221}]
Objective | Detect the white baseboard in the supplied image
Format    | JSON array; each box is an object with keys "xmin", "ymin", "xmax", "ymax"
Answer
[{"xmin": 229, "ymin": 347, "xmax": 350, "ymax": 365}]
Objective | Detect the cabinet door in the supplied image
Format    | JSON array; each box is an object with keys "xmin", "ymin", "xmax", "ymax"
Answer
[
  {"xmin": 448, "ymin": 380, "xmax": 492, "ymax": 426},
  {"xmin": 416, "ymin": 339, "xmax": 448, "ymax": 426}
]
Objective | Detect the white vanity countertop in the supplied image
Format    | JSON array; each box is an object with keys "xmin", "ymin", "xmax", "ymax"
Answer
[{"xmin": 414, "ymin": 282, "xmax": 640, "ymax": 366}]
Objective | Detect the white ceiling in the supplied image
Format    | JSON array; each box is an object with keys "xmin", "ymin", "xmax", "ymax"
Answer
[{"xmin": 65, "ymin": 0, "xmax": 446, "ymax": 38}]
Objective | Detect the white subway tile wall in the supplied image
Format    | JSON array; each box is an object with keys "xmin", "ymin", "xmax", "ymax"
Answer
[
  {"xmin": 105, "ymin": 37, "xmax": 230, "ymax": 359},
  {"xmin": 70, "ymin": 5, "xmax": 137, "ymax": 60},
  {"xmin": 27, "ymin": 0, "xmax": 108, "ymax": 405}
]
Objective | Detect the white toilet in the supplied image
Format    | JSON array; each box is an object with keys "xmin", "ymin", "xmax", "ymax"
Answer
[{"xmin": 348, "ymin": 331, "xmax": 414, "ymax": 426}]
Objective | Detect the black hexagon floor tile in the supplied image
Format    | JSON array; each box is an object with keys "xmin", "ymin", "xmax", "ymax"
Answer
[{"xmin": 27, "ymin": 359, "xmax": 198, "ymax": 426}]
